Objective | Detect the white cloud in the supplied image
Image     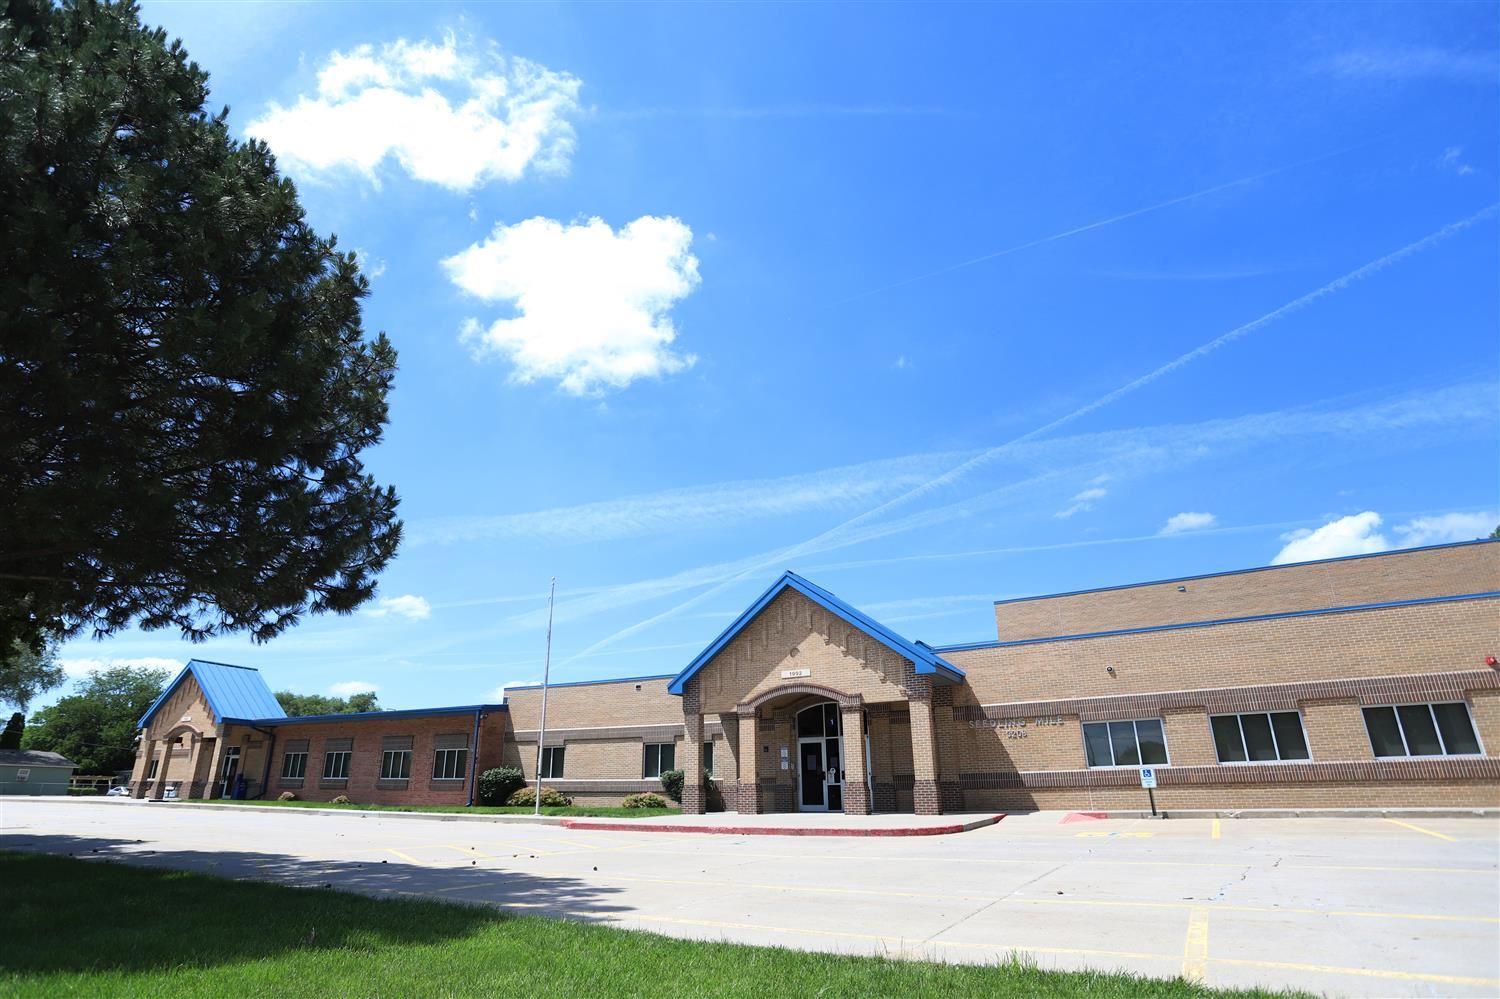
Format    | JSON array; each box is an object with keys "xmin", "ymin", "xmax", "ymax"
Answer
[
  {"xmin": 246, "ymin": 33, "xmax": 581, "ymax": 191},
  {"xmin": 1160, "ymin": 511, "xmax": 1218, "ymax": 535},
  {"xmin": 328, "ymin": 680, "xmax": 379, "ymax": 696},
  {"xmin": 1316, "ymin": 47, "xmax": 1500, "ymax": 83},
  {"xmin": 365, "ymin": 594, "xmax": 432, "ymax": 620},
  {"xmin": 492, "ymin": 679, "xmax": 539, "ymax": 701},
  {"xmin": 1271, "ymin": 511, "xmax": 1389, "ymax": 565},
  {"xmin": 1055, "ymin": 486, "xmax": 1107, "ymax": 519},
  {"xmin": 1394, "ymin": 511, "xmax": 1496, "ymax": 547},
  {"xmin": 57, "ymin": 656, "xmax": 183, "ymax": 679},
  {"xmin": 410, "ymin": 451, "xmax": 964, "ymax": 545},
  {"xmin": 1440, "ymin": 146, "xmax": 1476, "ymax": 177},
  {"xmin": 445, "ymin": 215, "xmax": 701, "ymax": 394},
  {"xmin": 353, "ymin": 249, "xmax": 387, "ymax": 280}
]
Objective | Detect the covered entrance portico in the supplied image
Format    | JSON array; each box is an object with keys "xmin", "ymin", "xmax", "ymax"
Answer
[{"xmin": 668, "ymin": 572, "xmax": 964, "ymax": 816}]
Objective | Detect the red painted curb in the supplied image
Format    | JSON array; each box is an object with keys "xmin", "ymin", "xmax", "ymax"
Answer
[{"xmin": 560, "ymin": 814, "xmax": 1006, "ymax": 837}]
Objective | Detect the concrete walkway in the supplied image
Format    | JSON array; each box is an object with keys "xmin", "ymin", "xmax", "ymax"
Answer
[{"xmin": 561, "ymin": 810, "xmax": 1004, "ymax": 836}]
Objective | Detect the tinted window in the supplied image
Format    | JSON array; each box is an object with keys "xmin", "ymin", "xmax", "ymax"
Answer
[
  {"xmin": 1211, "ymin": 716, "xmax": 1246, "ymax": 763},
  {"xmin": 1241, "ymin": 713, "xmax": 1278, "ymax": 762},
  {"xmin": 1363, "ymin": 707, "xmax": 1405, "ymax": 757},
  {"xmin": 1270, "ymin": 712, "xmax": 1309, "ymax": 760},
  {"xmin": 1397, "ymin": 705, "xmax": 1443, "ymax": 756},
  {"xmin": 1136, "ymin": 720, "xmax": 1168, "ymax": 765},
  {"xmin": 1108, "ymin": 721, "xmax": 1140, "ymax": 765},
  {"xmin": 1083, "ymin": 723, "xmax": 1113, "ymax": 767},
  {"xmin": 1433, "ymin": 704, "xmax": 1480, "ymax": 755}
]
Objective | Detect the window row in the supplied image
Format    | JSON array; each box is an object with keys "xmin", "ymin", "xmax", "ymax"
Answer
[
  {"xmin": 529, "ymin": 741, "xmax": 717, "ymax": 780},
  {"xmin": 1082, "ymin": 701, "xmax": 1482, "ymax": 768},
  {"xmin": 278, "ymin": 745, "xmax": 469, "ymax": 782}
]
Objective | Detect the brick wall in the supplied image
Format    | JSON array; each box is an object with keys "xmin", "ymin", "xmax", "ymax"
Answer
[{"xmin": 994, "ymin": 540, "xmax": 1498, "ymax": 641}]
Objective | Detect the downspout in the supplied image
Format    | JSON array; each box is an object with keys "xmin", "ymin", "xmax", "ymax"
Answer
[
  {"xmin": 466, "ymin": 709, "xmax": 483, "ymax": 807},
  {"xmin": 251, "ymin": 724, "xmax": 277, "ymax": 800}
]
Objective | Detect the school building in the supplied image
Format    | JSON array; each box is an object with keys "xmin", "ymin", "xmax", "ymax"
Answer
[{"xmin": 131, "ymin": 539, "xmax": 1500, "ymax": 814}]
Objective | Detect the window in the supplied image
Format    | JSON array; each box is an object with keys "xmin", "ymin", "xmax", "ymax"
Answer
[
  {"xmin": 1083, "ymin": 719, "xmax": 1168, "ymax": 767},
  {"xmin": 146, "ymin": 759, "xmax": 159, "ymax": 781},
  {"xmin": 540, "ymin": 746, "xmax": 565, "ymax": 779},
  {"xmin": 433, "ymin": 748, "xmax": 467, "ymax": 780},
  {"xmin": 643, "ymin": 742, "xmax": 676, "ymax": 778},
  {"xmin": 322, "ymin": 751, "xmax": 351, "ymax": 779},
  {"xmin": 703, "ymin": 741, "xmax": 714, "ymax": 777},
  {"xmin": 281, "ymin": 752, "xmax": 307, "ymax": 779},
  {"xmin": 381, "ymin": 749, "xmax": 411, "ymax": 780},
  {"xmin": 1210, "ymin": 712, "xmax": 1309, "ymax": 763},
  {"xmin": 1364, "ymin": 703, "xmax": 1481, "ymax": 757}
]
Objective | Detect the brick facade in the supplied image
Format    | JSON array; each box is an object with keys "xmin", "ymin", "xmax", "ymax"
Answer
[{"xmin": 130, "ymin": 541, "xmax": 1500, "ymax": 815}]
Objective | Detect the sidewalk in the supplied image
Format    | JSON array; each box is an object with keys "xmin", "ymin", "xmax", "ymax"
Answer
[{"xmin": 561, "ymin": 811, "xmax": 1006, "ymax": 836}]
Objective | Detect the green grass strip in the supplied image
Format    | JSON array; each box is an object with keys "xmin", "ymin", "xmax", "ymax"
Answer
[
  {"xmin": 0, "ymin": 852, "xmax": 1301, "ymax": 998},
  {"xmin": 185, "ymin": 799, "xmax": 681, "ymax": 818}
]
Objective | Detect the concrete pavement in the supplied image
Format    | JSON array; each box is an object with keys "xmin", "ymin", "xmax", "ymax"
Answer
[{"xmin": 3, "ymin": 798, "xmax": 1497, "ymax": 997}]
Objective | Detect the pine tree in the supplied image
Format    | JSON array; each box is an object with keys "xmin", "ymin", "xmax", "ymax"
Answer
[
  {"xmin": 0, "ymin": 1, "xmax": 401, "ymax": 653},
  {"xmin": 0, "ymin": 712, "xmax": 23, "ymax": 750}
]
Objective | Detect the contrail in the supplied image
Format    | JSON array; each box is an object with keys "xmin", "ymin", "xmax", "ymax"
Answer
[
  {"xmin": 559, "ymin": 203, "xmax": 1498, "ymax": 665},
  {"xmin": 841, "ymin": 142, "xmax": 1381, "ymax": 303}
]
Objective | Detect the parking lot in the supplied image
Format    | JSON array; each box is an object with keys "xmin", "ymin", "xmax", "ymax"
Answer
[{"xmin": 3, "ymin": 799, "xmax": 1496, "ymax": 997}]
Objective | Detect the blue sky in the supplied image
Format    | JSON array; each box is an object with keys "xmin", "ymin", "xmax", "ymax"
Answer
[{"xmin": 51, "ymin": 2, "xmax": 1499, "ymax": 709}]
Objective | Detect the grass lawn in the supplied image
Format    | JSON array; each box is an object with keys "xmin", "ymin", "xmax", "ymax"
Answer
[
  {"xmin": 186, "ymin": 799, "xmax": 681, "ymax": 818},
  {"xmin": 1, "ymin": 852, "xmax": 1300, "ymax": 998}
]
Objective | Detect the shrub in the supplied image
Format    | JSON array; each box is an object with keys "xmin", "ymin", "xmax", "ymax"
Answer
[
  {"xmin": 506, "ymin": 786, "xmax": 572, "ymax": 808},
  {"xmin": 658, "ymin": 769, "xmax": 684, "ymax": 802},
  {"xmin": 622, "ymin": 792, "xmax": 667, "ymax": 809},
  {"xmin": 478, "ymin": 766, "xmax": 525, "ymax": 806},
  {"xmin": 278, "ymin": 791, "xmax": 298, "ymax": 801},
  {"xmin": 330, "ymin": 794, "xmax": 352, "ymax": 804}
]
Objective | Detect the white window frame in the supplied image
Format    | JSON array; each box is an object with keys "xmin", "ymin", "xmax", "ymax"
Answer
[
  {"xmin": 1081, "ymin": 718, "xmax": 1170, "ymax": 768},
  {"xmin": 322, "ymin": 750, "xmax": 351, "ymax": 780},
  {"xmin": 380, "ymin": 749, "xmax": 412, "ymax": 780},
  {"xmin": 281, "ymin": 751, "xmax": 307, "ymax": 780},
  {"xmin": 432, "ymin": 747, "xmax": 467, "ymax": 781},
  {"xmin": 703, "ymin": 740, "xmax": 715, "ymax": 778},
  {"xmin": 1362, "ymin": 701, "xmax": 1485, "ymax": 758},
  {"xmin": 643, "ymin": 742, "xmax": 676, "ymax": 779},
  {"xmin": 540, "ymin": 746, "xmax": 565, "ymax": 779},
  {"xmin": 1209, "ymin": 710, "xmax": 1312, "ymax": 765},
  {"xmin": 146, "ymin": 759, "xmax": 159, "ymax": 782}
]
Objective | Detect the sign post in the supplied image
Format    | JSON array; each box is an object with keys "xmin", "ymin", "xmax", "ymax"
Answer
[{"xmin": 1139, "ymin": 767, "xmax": 1158, "ymax": 816}]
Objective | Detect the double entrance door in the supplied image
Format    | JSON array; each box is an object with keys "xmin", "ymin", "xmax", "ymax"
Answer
[{"xmin": 796, "ymin": 702, "xmax": 844, "ymax": 811}]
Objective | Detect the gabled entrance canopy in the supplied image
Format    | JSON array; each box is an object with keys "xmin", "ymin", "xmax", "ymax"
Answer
[
  {"xmin": 136, "ymin": 659, "xmax": 286, "ymax": 730},
  {"xmin": 667, "ymin": 571, "xmax": 964, "ymax": 696}
]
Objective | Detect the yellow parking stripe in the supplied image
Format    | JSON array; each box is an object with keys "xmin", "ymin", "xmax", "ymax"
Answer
[
  {"xmin": 1211, "ymin": 819, "xmax": 1221, "ymax": 840},
  {"xmin": 1212, "ymin": 956, "xmax": 1500, "ymax": 989},
  {"xmin": 1182, "ymin": 907, "xmax": 1210, "ymax": 981},
  {"xmin": 1383, "ymin": 818, "xmax": 1458, "ymax": 842}
]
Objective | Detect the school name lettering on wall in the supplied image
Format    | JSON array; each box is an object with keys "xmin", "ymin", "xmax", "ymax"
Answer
[{"xmin": 968, "ymin": 715, "xmax": 1065, "ymax": 739}]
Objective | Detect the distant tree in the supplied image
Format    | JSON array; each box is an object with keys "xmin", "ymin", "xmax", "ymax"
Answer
[
  {"xmin": 23, "ymin": 665, "xmax": 169, "ymax": 773},
  {"xmin": 1, "ymin": 711, "xmax": 23, "ymax": 750},
  {"xmin": 1490, "ymin": 525, "xmax": 1499, "ymax": 540},
  {"xmin": 275, "ymin": 690, "xmax": 380, "ymax": 717},
  {"xmin": 0, "ymin": 0, "xmax": 400, "ymax": 657},
  {"xmin": 0, "ymin": 636, "xmax": 66, "ymax": 712}
]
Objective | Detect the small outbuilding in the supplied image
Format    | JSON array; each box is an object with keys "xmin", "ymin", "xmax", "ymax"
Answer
[{"xmin": 0, "ymin": 749, "xmax": 80, "ymax": 796}]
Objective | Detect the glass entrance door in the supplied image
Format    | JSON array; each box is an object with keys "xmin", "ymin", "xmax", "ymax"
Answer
[
  {"xmin": 795, "ymin": 703, "xmax": 843, "ymax": 812},
  {"xmin": 218, "ymin": 746, "xmax": 241, "ymax": 798}
]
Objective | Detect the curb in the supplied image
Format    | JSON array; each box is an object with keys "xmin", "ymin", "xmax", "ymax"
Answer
[
  {"xmin": 1041, "ymin": 807, "xmax": 1500, "ymax": 820},
  {"xmin": 174, "ymin": 802, "xmax": 570, "ymax": 825},
  {"xmin": 559, "ymin": 813, "xmax": 1007, "ymax": 837}
]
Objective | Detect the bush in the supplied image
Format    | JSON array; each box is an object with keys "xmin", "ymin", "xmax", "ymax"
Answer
[
  {"xmin": 506, "ymin": 786, "xmax": 571, "ymax": 808},
  {"xmin": 330, "ymin": 794, "xmax": 352, "ymax": 804},
  {"xmin": 658, "ymin": 769, "xmax": 684, "ymax": 802},
  {"xmin": 278, "ymin": 791, "xmax": 298, "ymax": 801},
  {"xmin": 66, "ymin": 787, "xmax": 100, "ymax": 796},
  {"xmin": 622, "ymin": 792, "xmax": 667, "ymax": 809},
  {"xmin": 478, "ymin": 766, "xmax": 525, "ymax": 806}
]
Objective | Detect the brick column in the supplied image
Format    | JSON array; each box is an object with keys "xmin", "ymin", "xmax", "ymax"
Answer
[
  {"xmin": 868, "ymin": 708, "xmax": 896, "ymax": 813},
  {"xmin": 908, "ymin": 682, "xmax": 942, "ymax": 815},
  {"xmin": 840, "ymin": 706, "xmax": 869, "ymax": 815},
  {"xmin": 736, "ymin": 711, "xmax": 761, "ymax": 814},
  {"xmin": 681, "ymin": 712, "xmax": 705, "ymax": 814},
  {"xmin": 150, "ymin": 740, "xmax": 170, "ymax": 801}
]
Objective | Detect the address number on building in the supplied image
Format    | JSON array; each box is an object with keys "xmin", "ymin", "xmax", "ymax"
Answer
[{"xmin": 780, "ymin": 669, "xmax": 811, "ymax": 679}]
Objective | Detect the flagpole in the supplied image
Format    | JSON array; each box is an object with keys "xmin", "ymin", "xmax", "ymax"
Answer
[{"xmin": 533, "ymin": 577, "xmax": 556, "ymax": 817}]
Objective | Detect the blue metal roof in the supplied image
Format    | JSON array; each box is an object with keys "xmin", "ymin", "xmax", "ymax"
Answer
[
  {"xmin": 224, "ymin": 704, "xmax": 507, "ymax": 726},
  {"xmin": 667, "ymin": 571, "xmax": 965, "ymax": 696},
  {"xmin": 137, "ymin": 659, "xmax": 287, "ymax": 729}
]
